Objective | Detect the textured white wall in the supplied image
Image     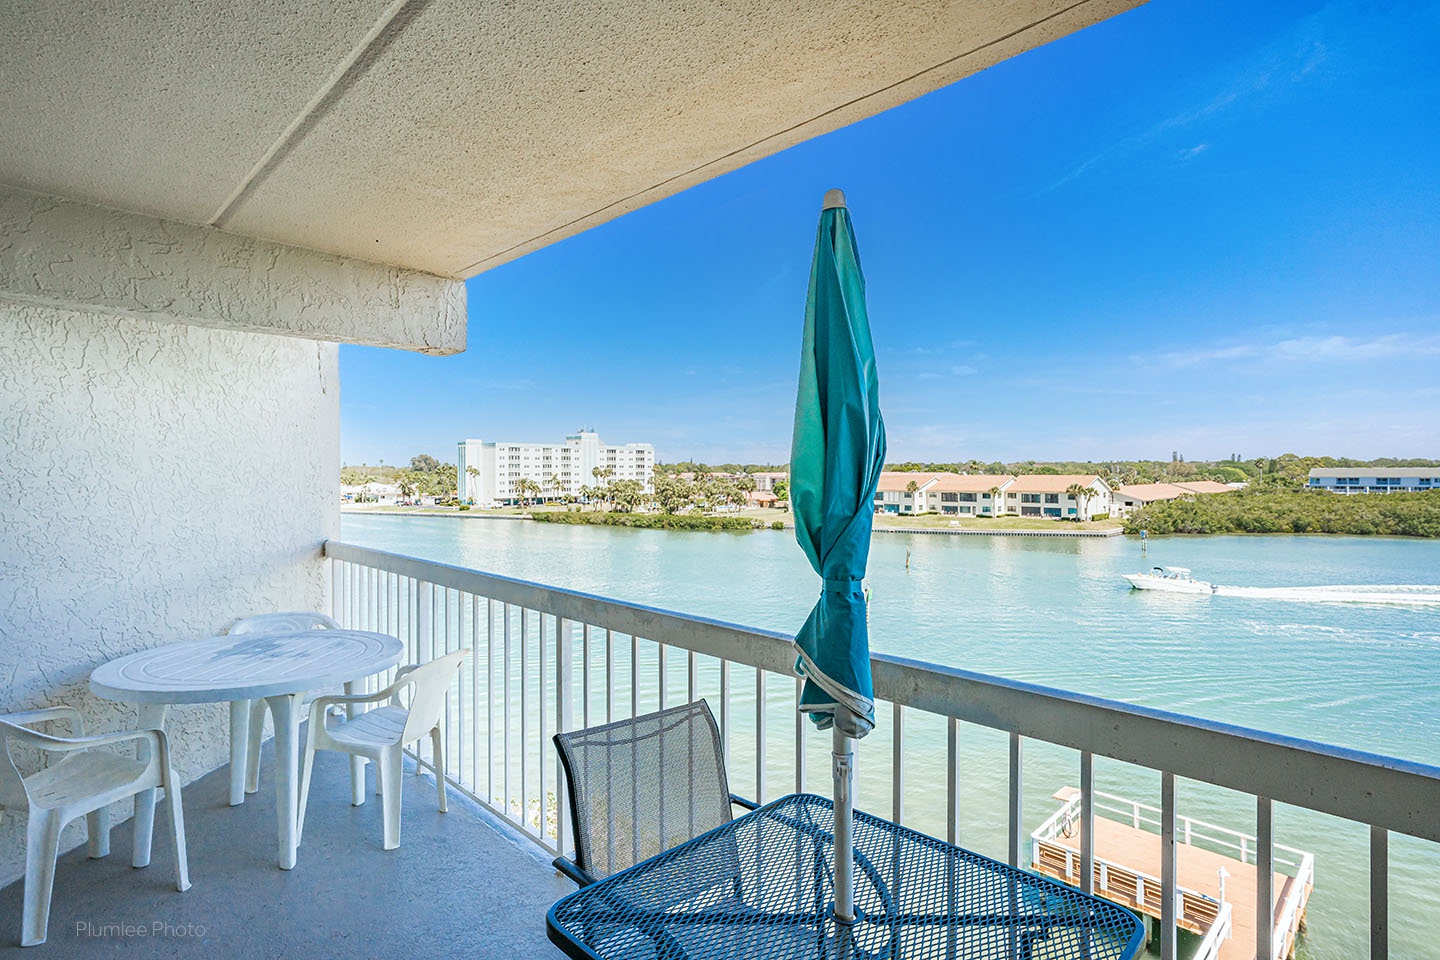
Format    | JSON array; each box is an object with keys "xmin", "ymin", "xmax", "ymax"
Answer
[{"xmin": 0, "ymin": 301, "xmax": 338, "ymax": 884}]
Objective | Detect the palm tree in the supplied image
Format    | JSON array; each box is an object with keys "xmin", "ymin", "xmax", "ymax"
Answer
[
  {"xmin": 1066, "ymin": 483, "xmax": 1092, "ymax": 521},
  {"xmin": 988, "ymin": 485, "xmax": 1001, "ymax": 516},
  {"xmin": 547, "ymin": 473, "xmax": 562, "ymax": 503},
  {"xmin": 515, "ymin": 477, "xmax": 541, "ymax": 508},
  {"xmin": 465, "ymin": 465, "xmax": 480, "ymax": 503}
]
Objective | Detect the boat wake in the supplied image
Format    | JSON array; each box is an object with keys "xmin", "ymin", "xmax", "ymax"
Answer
[{"xmin": 1212, "ymin": 584, "xmax": 1440, "ymax": 606}]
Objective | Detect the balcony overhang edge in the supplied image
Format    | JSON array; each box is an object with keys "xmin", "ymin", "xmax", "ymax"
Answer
[{"xmin": 0, "ymin": 184, "xmax": 464, "ymax": 355}]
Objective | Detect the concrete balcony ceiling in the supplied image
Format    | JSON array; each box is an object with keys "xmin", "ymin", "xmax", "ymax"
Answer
[{"xmin": 0, "ymin": 0, "xmax": 1141, "ymax": 280}]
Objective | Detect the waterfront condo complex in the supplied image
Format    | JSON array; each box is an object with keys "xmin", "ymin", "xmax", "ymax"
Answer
[
  {"xmin": 1307, "ymin": 467, "xmax": 1436, "ymax": 494},
  {"xmin": 457, "ymin": 431, "xmax": 654, "ymax": 506}
]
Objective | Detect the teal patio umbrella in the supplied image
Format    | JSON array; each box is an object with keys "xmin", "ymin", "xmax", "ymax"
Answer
[{"xmin": 790, "ymin": 188, "xmax": 886, "ymax": 924}]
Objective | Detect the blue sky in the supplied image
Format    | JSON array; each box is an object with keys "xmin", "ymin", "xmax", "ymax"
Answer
[{"xmin": 341, "ymin": 0, "xmax": 1440, "ymax": 467}]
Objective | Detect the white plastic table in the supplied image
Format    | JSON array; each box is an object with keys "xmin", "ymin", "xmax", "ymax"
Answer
[{"xmin": 91, "ymin": 629, "xmax": 404, "ymax": 870}]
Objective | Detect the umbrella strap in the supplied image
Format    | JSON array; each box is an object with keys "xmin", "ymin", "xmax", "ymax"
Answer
[{"xmin": 823, "ymin": 577, "xmax": 862, "ymax": 592}]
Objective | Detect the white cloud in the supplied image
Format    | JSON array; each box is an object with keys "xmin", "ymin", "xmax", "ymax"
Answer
[{"xmin": 1150, "ymin": 332, "xmax": 1440, "ymax": 368}]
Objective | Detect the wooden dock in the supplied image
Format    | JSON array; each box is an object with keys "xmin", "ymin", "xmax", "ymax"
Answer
[{"xmin": 1031, "ymin": 789, "xmax": 1313, "ymax": 960}]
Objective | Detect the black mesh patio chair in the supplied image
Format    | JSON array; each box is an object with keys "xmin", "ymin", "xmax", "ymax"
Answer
[{"xmin": 553, "ymin": 699, "xmax": 757, "ymax": 887}]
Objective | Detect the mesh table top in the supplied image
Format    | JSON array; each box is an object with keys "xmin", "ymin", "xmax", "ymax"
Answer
[{"xmin": 548, "ymin": 793, "xmax": 1144, "ymax": 960}]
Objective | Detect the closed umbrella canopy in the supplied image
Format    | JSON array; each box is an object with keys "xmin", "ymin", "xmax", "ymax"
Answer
[{"xmin": 791, "ymin": 188, "xmax": 886, "ymax": 740}]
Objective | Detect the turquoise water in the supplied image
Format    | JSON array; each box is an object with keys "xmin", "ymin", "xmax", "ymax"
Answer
[{"xmin": 339, "ymin": 515, "xmax": 1440, "ymax": 958}]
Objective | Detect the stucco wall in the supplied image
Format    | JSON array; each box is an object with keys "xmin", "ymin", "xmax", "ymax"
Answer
[
  {"xmin": 0, "ymin": 302, "xmax": 338, "ymax": 884},
  {"xmin": 0, "ymin": 186, "xmax": 466, "ymax": 355}
]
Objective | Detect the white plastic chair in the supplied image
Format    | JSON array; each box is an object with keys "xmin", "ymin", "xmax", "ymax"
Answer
[
  {"xmin": 297, "ymin": 648, "xmax": 469, "ymax": 850},
  {"xmin": 0, "ymin": 707, "xmax": 190, "ymax": 946},
  {"xmin": 229, "ymin": 612, "xmax": 343, "ymax": 798}
]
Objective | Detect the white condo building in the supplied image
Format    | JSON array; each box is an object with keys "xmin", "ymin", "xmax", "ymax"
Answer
[
  {"xmin": 457, "ymin": 430, "xmax": 654, "ymax": 505},
  {"xmin": 1307, "ymin": 467, "xmax": 1436, "ymax": 494}
]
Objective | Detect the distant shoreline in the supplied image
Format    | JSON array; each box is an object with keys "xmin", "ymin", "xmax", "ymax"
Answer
[{"xmin": 340, "ymin": 505, "xmax": 1124, "ymax": 537}]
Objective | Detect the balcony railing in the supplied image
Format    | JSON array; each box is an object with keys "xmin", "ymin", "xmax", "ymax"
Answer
[{"xmin": 323, "ymin": 540, "xmax": 1440, "ymax": 960}]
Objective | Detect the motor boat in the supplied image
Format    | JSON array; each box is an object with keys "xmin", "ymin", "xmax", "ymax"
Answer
[{"xmin": 1123, "ymin": 566, "xmax": 1217, "ymax": 594}]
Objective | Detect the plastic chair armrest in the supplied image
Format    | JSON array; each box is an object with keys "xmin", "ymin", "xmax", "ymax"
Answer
[
  {"xmin": 553, "ymin": 856, "xmax": 598, "ymax": 887},
  {"xmin": 0, "ymin": 706, "xmax": 86, "ymax": 736},
  {"xmin": 729, "ymin": 792, "xmax": 760, "ymax": 812},
  {"xmin": 309, "ymin": 675, "xmax": 417, "ymax": 719},
  {"xmin": 22, "ymin": 727, "xmax": 161, "ymax": 754}
]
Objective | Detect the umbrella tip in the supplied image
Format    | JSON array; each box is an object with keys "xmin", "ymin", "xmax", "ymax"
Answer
[{"xmin": 822, "ymin": 188, "xmax": 847, "ymax": 210}]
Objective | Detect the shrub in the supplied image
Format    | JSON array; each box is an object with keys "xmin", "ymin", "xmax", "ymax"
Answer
[
  {"xmin": 530, "ymin": 511, "xmax": 755, "ymax": 532},
  {"xmin": 1123, "ymin": 490, "xmax": 1440, "ymax": 537},
  {"xmin": 771, "ymin": 521, "xmax": 785, "ymax": 530}
]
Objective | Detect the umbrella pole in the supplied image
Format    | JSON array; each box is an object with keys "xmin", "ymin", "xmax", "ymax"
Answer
[{"xmin": 832, "ymin": 723, "xmax": 856, "ymax": 923}]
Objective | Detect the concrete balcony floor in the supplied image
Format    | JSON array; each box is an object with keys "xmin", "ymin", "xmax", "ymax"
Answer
[{"xmin": 0, "ymin": 739, "xmax": 570, "ymax": 956}]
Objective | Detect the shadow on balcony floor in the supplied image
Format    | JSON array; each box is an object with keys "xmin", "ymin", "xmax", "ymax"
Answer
[{"xmin": 0, "ymin": 739, "xmax": 570, "ymax": 956}]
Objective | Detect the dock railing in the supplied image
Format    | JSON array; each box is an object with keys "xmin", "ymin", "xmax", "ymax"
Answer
[
  {"xmin": 324, "ymin": 541, "xmax": 1440, "ymax": 960},
  {"xmin": 1192, "ymin": 901, "xmax": 1234, "ymax": 960},
  {"xmin": 1083, "ymin": 789, "xmax": 1311, "ymax": 873},
  {"xmin": 1031, "ymin": 789, "xmax": 1315, "ymax": 960}
]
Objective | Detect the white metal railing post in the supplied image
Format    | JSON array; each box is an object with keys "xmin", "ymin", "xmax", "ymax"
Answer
[
  {"xmin": 1161, "ymin": 772, "xmax": 1177, "ymax": 960},
  {"xmin": 892, "ymin": 702, "xmax": 904, "ymax": 825},
  {"xmin": 485, "ymin": 597, "xmax": 494, "ymax": 804},
  {"xmin": 794, "ymin": 677, "xmax": 806, "ymax": 794},
  {"xmin": 470, "ymin": 594, "xmax": 480, "ymax": 795},
  {"xmin": 630, "ymin": 635, "xmax": 639, "ymax": 716},
  {"xmin": 604, "ymin": 628, "xmax": 614, "ymax": 723},
  {"xmin": 945, "ymin": 717, "xmax": 959, "ymax": 845},
  {"xmin": 755, "ymin": 669, "xmax": 767, "ymax": 803},
  {"xmin": 1257, "ymin": 796, "xmax": 1274, "ymax": 960},
  {"xmin": 1008, "ymin": 733, "xmax": 1023, "ymax": 868},
  {"xmin": 1371, "ymin": 826, "xmax": 1388, "ymax": 959},
  {"xmin": 538, "ymin": 614, "xmax": 548, "ymax": 839},
  {"xmin": 1080, "ymin": 751, "xmax": 1095, "ymax": 895},
  {"xmin": 1008, "ymin": 732, "xmax": 1022, "ymax": 960},
  {"xmin": 556, "ymin": 616, "xmax": 573, "ymax": 857},
  {"xmin": 520, "ymin": 608, "xmax": 530, "ymax": 833},
  {"xmin": 581, "ymin": 624, "xmax": 591, "ymax": 729},
  {"xmin": 418, "ymin": 581, "xmax": 432, "ymax": 661},
  {"xmin": 503, "ymin": 604, "xmax": 512, "ymax": 822},
  {"xmin": 328, "ymin": 557, "xmax": 338, "ymax": 622},
  {"xmin": 718, "ymin": 660, "xmax": 731, "ymax": 752}
]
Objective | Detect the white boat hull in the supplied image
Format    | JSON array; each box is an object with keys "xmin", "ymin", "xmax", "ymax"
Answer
[{"xmin": 1124, "ymin": 574, "xmax": 1215, "ymax": 594}]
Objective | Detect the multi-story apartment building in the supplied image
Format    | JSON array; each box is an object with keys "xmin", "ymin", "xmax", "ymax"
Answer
[
  {"xmin": 872, "ymin": 473, "xmax": 1013, "ymax": 515},
  {"xmin": 997, "ymin": 474, "xmax": 1113, "ymax": 520},
  {"xmin": 457, "ymin": 430, "xmax": 654, "ymax": 505},
  {"xmin": 929, "ymin": 474, "xmax": 1014, "ymax": 516},
  {"xmin": 1307, "ymin": 468, "xmax": 1436, "ymax": 494}
]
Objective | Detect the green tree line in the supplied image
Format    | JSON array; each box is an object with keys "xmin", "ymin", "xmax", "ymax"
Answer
[
  {"xmin": 1124, "ymin": 489, "xmax": 1440, "ymax": 537},
  {"xmin": 342, "ymin": 454, "xmax": 458, "ymax": 501}
]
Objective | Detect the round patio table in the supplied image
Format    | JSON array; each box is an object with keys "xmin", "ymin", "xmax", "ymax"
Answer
[{"xmin": 92, "ymin": 629, "xmax": 404, "ymax": 870}]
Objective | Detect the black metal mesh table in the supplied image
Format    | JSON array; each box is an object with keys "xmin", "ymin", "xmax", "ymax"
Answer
[{"xmin": 548, "ymin": 793, "xmax": 1144, "ymax": 960}]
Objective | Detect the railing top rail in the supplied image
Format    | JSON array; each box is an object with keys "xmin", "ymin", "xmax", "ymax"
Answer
[{"xmin": 323, "ymin": 540, "xmax": 1440, "ymax": 843}]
